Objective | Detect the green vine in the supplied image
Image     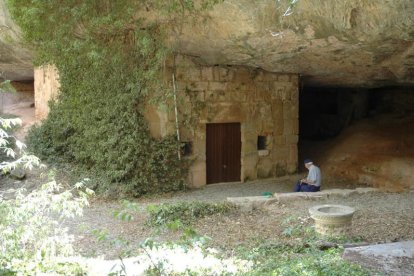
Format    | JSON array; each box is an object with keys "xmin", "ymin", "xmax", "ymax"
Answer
[{"xmin": 7, "ymin": 0, "xmax": 222, "ymax": 196}]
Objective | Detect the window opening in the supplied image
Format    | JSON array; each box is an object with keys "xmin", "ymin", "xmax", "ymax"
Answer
[{"xmin": 257, "ymin": 136, "xmax": 267, "ymax": 150}]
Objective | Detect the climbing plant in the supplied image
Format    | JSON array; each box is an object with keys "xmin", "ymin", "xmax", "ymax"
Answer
[{"xmin": 7, "ymin": 0, "xmax": 222, "ymax": 196}]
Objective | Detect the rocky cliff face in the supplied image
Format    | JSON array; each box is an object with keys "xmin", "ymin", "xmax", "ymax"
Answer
[
  {"xmin": 0, "ymin": 0, "xmax": 33, "ymax": 80},
  {"xmin": 1, "ymin": 0, "xmax": 413, "ymax": 87}
]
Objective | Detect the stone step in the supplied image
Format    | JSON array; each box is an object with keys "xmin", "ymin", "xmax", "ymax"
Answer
[
  {"xmin": 227, "ymin": 188, "xmax": 380, "ymax": 210},
  {"xmin": 274, "ymin": 188, "xmax": 380, "ymax": 202}
]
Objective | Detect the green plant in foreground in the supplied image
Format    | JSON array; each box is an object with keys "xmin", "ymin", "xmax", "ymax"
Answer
[
  {"xmin": 1, "ymin": 81, "xmax": 41, "ymax": 174},
  {"xmin": 0, "ymin": 180, "xmax": 93, "ymax": 275}
]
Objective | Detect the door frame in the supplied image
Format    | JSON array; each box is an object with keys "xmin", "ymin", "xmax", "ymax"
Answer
[{"xmin": 206, "ymin": 122, "xmax": 241, "ymax": 184}]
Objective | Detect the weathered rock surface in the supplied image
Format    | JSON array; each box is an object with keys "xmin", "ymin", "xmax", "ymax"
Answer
[
  {"xmin": 10, "ymin": 168, "xmax": 25, "ymax": 180},
  {"xmin": 343, "ymin": 241, "xmax": 414, "ymax": 275},
  {"xmin": 0, "ymin": 0, "xmax": 33, "ymax": 80},
  {"xmin": 0, "ymin": 0, "xmax": 413, "ymax": 87},
  {"xmin": 174, "ymin": 0, "xmax": 414, "ymax": 87}
]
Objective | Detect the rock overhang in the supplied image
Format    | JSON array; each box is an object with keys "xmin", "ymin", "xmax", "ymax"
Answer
[{"xmin": 1, "ymin": 0, "xmax": 413, "ymax": 87}]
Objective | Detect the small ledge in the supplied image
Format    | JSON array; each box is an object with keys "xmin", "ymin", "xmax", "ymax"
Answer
[{"xmin": 258, "ymin": 149, "xmax": 269, "ymax": 156}]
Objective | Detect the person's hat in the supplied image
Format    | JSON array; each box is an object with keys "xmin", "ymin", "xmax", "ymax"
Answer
[{"xmin": 304, "ymin": 159, "xmax": 313, "ymax": 165}]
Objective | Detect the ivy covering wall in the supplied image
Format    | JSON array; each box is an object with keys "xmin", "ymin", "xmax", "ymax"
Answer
[{"xmin": 7, "ymin": 0, "xmax": 221, "ymax": 196}]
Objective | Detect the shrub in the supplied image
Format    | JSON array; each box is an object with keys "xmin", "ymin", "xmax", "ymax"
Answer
[
  {"xmin": 146, "ymin": 201, "xmax": 236, "ymax": 227},
  {"xmin": 8, "ymin": 0, "xmax": 223, "ymax": 197},
  {"xmin": 0, "ymin": 180, "xmax": 93, "ymax": 275}
]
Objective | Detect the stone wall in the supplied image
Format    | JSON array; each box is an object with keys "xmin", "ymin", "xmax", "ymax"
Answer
[
  {"xmin": 33, "ymin": 57, "xmax": 299, "ymax": 188},
  {"xmin": 34, "ymin": 65, "xmax": 60, "ymax": 120},
  {"xmin": 148, "ymin": 55, "xmax": 299, "ymax": 187}
]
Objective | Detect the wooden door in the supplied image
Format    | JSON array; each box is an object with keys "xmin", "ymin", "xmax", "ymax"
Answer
[{"xmin": 206, "ymin": 123, "xmax": 241, "ymax": 184}]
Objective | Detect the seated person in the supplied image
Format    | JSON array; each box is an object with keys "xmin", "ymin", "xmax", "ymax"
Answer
[{"xmin": 294, "ymin": 159, "xmax": 321, "ymax": 192}]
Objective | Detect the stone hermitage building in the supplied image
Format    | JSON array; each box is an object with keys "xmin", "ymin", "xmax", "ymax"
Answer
[{"xmin": 35, "ymin": 55, "xmax": 299, "ymax": 188}]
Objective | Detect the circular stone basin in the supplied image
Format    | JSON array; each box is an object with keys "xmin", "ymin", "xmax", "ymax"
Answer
[{"xmin": 309, "ymin": 204, "xmax": 356, "ymax": 236}]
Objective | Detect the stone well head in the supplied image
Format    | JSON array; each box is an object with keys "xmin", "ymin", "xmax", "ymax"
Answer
[{"xmin": 309, "ymin": 204, "xmax": 355, "ymax": 236}]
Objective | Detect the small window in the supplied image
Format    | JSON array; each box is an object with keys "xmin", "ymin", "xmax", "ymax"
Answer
[
  {"xmin": 181, "ymin": 141, "xmax": 193, "ymax": 156},
  {"xmin": 257, "ymin": 136, "xmax": 267, "ymax": 150}
]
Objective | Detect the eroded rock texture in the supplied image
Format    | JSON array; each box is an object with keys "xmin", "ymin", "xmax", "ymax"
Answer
[
  {"xmin": 0, "ymin": 0, "xmax": 413, "ymax": 86},
  {"xmin": 172, "ymin": 0, "xmax": 414, "ymax": 87},
  {"xmin": 0, "ymin": 0, "xmax": 33, "ymax": 80}
]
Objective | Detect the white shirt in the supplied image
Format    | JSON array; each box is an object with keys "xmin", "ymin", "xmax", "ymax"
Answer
[{"xmin": 307, "ymin": 164, "xmax": 321, "ymax": 187}]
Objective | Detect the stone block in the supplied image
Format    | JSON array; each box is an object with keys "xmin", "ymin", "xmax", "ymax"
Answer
[
  {"xmin": 284, "ymin": 118, "xmax": 299, "ymax": 135},
  {"xmin": 175, "ymin": 81, "xmax": 189, "ymax": 91},
  {"xmin": 176, "ymin": 67, "xmax": 201, "ymax": 82},
  {"xmin": 201, "ymin": 67, "xmax": 214, "ymax": 81},
  {"xmin": 205, "ymin": 90, "xmax": 216, "ymax": 101},
  {"xmin": 274, "ymin": 162, "xmax": 287, "ymax": 177},
  {"xmin": 261, "ymin": 119, "xmax": 273, "ymax": 134},
  {"xmin": 227, "ymin": 196, "xmax": 278, "ymax": 211},
  {"xmin": 245, "ymin": 90, "xmax": 256, "ymax": 102},
  {"xmin": 207, "ymin": 103, "xmax": 245, "ymax": 122},
  {"xmin": 286, "ymin": 134, "xmax": 299, "ymax": 144},
  {"xmin": 290, "ymin": 74, "xmax": 299, "ymax": 86},
  {"xmin": 189, "ymin": 169, "xmax": 206, "ymax": 188},
  {"xmin": 218, "ymin": 67, "xmax": 234, "ymax": 81},
  {"xmin": 273, "ymin": 135, "xmax": 286, "ymax": 145},
  {"xmin": 256, "ymin": 82, "xmax": 271, "ymax": 94},
  {"xmin": 187, "ymin": 81, "xmax": 209, "ymax": 91},
  {"xmin": 242, "ymin": 153, "xmax": 258, "ymax": 173},
  {"xmin": 212, "ymin": 66, "xmax": 221, "ymax": 81},
  {"xmin": 290, "ymin": 87, "xmax": 299, "ymax": 103},
  {"xmin": 259, "ymin": 72, "xmax": 278, "ymax": 81},
  {"xmin": 209, "ymin": 81, "xmax": 228, "ymax": 91},
  {"xmin": 216, "ymin": 91, "xmax": 230, "ymax": 102},
  {"xmin": 273, "ymin": 117, "xmax": 284, "ymax": 136},
  {"xmin": 257, "ymin": 158, "xmax": 274, "ymax": 178},
  {"xmin": 34, "ymin": 65, "xmax": 60, "ymax": 120},
  {"xmin": 10, "ymin": 168, "xmax": 26, "ymax": 180},
  {"xmin": 243, "ymin": 139, "xmax": 257, "ymax": 153},
  {"xmin": 283, "ymin": 103, "xmax": 298, "ymax": 120},
  {"xmin": 289, "ymin": 144, "xmax": 298, "ymax": 161},
  {"xmin": 230, "ymin": 91, "xmax": 247, "ymax": 102},
  {"xmin": 189, "ymin": 91, "xmax": 205, "ymax": 102},
  {"xmin": 232, "ymin": 68, "xmax": 252, "ymax": 82},
  {"xmin": 286, "ymin": 162, "xmax": 298, "ymax": 174},
  {"xmin": 278, "ymin": 74, "xmax": 290, "ymax": 82},
  {"xmin": 292, "ymin": 118, "xmax": 299, "ymax": 134},
  {"xmin": 205, "ymin": 90, "xmax": 229, "ymax": 102},
  {"xmin": 273, "ymin": 147, "xmax": 289, "ymax": 161},
  {"xmin": 272, "ymin": 85, "xmax": 289, "ymax": 101}
]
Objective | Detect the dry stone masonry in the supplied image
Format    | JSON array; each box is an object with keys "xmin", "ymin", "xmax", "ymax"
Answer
[
  {"xmin": 146, "ymin": 55, "xmax": 299, "ymax": 187},
  {"xmin": 34, "ymin": 55, "xmax": 299, "ymax": 188}
]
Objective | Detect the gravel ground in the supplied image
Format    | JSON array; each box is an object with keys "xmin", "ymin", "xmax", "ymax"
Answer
[
  {"xmin": 2, "ymin": 172, "xmax": 413, "ymax": 259},
  {"xmin": 62, "ymin": 177, "xmax": 414, "ymax": 259}
]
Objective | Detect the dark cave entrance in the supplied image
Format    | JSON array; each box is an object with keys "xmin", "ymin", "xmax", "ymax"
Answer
[{"xmin": 298, "ymin": 86, "xmax": 414, "ymax": 174}]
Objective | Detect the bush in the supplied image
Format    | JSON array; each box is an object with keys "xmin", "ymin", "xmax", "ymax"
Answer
[
  {"xmin": 0, "ymin": 180, "xmax": 93, "ymax": 275},
  {"xmin": 146, "ymin": 201, "xmax": 236, "ymax": 227},
  {"xmin": 9, "ymin": 0, "xmax": 209, "ymax": 197}
]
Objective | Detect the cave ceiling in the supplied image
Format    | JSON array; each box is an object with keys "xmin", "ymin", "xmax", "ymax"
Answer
[{"xmin": 0, "ymin": 0, "xmax": 413, "ymax": 87}]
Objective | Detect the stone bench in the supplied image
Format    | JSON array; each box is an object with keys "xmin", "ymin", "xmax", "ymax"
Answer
[
  {"xmin": 227, "ymin": 188, "xmax": 379, "ymax": 210},
  {"xmin": 274, "ymin": 187, "xmax": 379, "ymax": 202}
]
